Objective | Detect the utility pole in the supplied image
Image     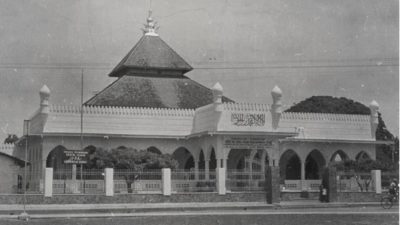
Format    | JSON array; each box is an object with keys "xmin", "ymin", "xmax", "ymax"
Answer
[
  {"xmin": 80, "ymin": 68, "xmax": 84, "ymax": 190},
  {"xmin": 18, "ymin": 120, "xmax": 30, "ymax": 221}
]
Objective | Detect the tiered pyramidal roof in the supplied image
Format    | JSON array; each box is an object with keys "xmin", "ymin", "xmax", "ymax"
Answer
[{"xmin": 85, "ymin": 11, "xmax": 232, "ymax": 109}]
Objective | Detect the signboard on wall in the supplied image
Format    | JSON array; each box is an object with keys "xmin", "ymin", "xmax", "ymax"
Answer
[
  {"xmin": 63, "ymin": 150, "xmax": 88, "ymax": 164},
  {"xmin": 224, "ymin": 136, "xmax": 272, "ymax": 149},
  {"xmin": 231, "ymin": 113, "xmax": 265, "ymax": 126}
]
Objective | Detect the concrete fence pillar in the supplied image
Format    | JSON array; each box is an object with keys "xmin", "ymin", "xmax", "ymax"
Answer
[
  {"xmin": 322, "ymin": 166, "xmax": 337, "ymax": 202},
  {"xmin": 265, "ymin": 166, "xmax": 280, "ymax": 204},
  {"xmin": 162, "ymin": 168, "xmax": 171, "ymax": 196},
  {"xmin": 44, "ymin": 168, "xmax": 53, "ymax": 197},
  {"xmin": 216, "ymin": 167, "xmax": 226, "ymax": 195},
  {"xmin": 371, "ymin": 170, "xmax": 382, "ymax": 194},
  {"xmin": 104, "ymin": 168, "xmax": 114, "ymax": 196}
]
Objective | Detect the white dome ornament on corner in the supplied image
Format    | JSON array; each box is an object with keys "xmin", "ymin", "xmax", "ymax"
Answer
[
  {"xmin": 39, "ymin": 85, "xmax": 50, "ymax": 114},
  {"xmin": 212, "ymin": 82, "xmax": 223, "ymax": 104},
  {"xmin": 271, "ymin": 85, "xmax": 282, "ymax": 99},
  {"xmin": 271, "ymin": 85, "xmax": 283, "ymax": 130},
  {"xmin": 369, "ymin": 100, "xmax": 379, "ymax": 139}
]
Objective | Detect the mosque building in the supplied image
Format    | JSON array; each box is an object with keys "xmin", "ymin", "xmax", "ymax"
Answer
[{"xmin": 8, "ymin": 12, "xmax": 382, "ymax": 196}]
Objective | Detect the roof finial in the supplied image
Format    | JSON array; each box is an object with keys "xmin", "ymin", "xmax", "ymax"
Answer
[{"xmin": 142, "ymin": 10, "xmax": 159, "ymax": 36}]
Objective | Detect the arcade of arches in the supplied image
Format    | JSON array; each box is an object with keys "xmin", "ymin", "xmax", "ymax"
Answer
[{"xmin": 45, "ymin": 143, "xmax": 373, "ymax": 188}]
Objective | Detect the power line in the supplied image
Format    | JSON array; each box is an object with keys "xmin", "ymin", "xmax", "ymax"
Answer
[
  {"xmin": 193, "ymin": 64, "xmax": 398, "ymax": 70},
  {"xmin": 0, "ymin": 63, "xmax": 397, "ymax": 71}
]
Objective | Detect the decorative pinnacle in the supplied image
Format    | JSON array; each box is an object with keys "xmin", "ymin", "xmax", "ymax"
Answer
[
  {"xmin": 39, "ymin": 84, "xmax": 50, "ymax": 97},
  {"xmin": 212, "ymin": 82, "xmax": 223, "ymax": 92},
  {"xmin": 142, "ymin": 10, "xmax": 159, "ymax": 36},
  {"xmin": 369, "ymin": 100, "xmax": 379, "ymax": 110},
  {"xmin": 271, "ymin": 85, "xmax": 282, "ymax": 98}
]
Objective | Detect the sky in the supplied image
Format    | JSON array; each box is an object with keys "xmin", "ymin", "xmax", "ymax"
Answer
[{"xmin": 0, "ymin": 0, "xmax": 398, "ymax": 141}]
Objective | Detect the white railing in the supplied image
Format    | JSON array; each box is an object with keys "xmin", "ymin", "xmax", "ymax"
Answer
[
  {"xmin": 52, "ymin": 169, "xmax": 105, "ymax": 194},
  {"xmin": 223, "ymin": 102, "xmax": 269, "ymax": 112},
  {"xmin": 282, "ymin": 180, "xmax": 301, "ymax": 191},
  {"xmin": 49, "ymin": 105, "xmax": 195, "ymax": 117},
  {"xmin": 53, "ymin": 180, "xmax": 105, "ymax": 194},
  {"xmin": 171, "ymin": 170, "xmax": 216, "ymax": 193},
  {"xmin": 281, "ymin": 112, "xmax": 369, "ymax": 123},
  {"xmin": 304, "ymin": 180, "xmax": 322, "ymax": 190},
  {"xmin": 226, "ymin": 170, "xmax": 265, "ymax": 192},
  {"xmin": 113, "ymin": 169, "xmax": 162, "ymax": 194},
  {"xmin": 282, "ymin": 180, "xmax": 321, "ymax": 191}
]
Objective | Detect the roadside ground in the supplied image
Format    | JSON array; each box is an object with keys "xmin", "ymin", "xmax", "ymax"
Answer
[{"xmin": 0, "ymin": 200, "xmax": 397, "ymax": 219}]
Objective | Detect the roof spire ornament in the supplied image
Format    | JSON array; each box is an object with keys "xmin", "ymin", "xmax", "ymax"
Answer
[{"xmin": 142, "ymin": 10, "xmax": 159, "ymax": 36}]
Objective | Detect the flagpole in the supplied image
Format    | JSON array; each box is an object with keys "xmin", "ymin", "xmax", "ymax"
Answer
[
  {"xmin": 18, "ymin": 120, "xmax": 30, "ymax": 221},
  {"xmin": 80, "ymin": 68, "xmax": 84, "ymax": 190}
]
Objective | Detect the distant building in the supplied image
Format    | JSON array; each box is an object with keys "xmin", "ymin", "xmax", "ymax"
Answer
[
  {"xmin": 0, "ymin": 144, "xmax": 25, "ymax": 193},
  {"xmin": 9, "ymin": 12, "xmax": 382, "ymax": 195}
]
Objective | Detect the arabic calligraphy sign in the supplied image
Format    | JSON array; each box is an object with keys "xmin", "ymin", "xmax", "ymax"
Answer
[
  {"xmin": 224, "ymin": 137, "xmax": 272, "ymax": 149},
  {"xmin": 231, "ymin": 113, "xmax": 265, "ymax": 126}
]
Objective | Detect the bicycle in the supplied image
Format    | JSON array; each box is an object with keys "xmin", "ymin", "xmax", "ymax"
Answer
[{"xmin": 380, "ymin": 191, "xmax": 398, "ymax": 209}]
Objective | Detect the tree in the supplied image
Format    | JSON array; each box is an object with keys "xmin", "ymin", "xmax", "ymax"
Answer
[
  {"xmin": 4, "ymin": 134, "xmax": 19, "ymax": 144},
  {"xmin": 286, "ymin": 96, "xmax": 370, "ymax": 115},
  {"xmin": 85, "ymin": 147, "xmax": 178, "ymax": 193}
]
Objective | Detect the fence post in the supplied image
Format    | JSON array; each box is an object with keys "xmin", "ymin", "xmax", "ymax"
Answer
[
  {"xmin": 216, "ymin": 167, "xmax": 226, "ymax": 195},
  {"xmin": 162, "ymin": 168, "xmax": 171, "ymax": 196},
  {"xmin": 44, "ymin": 168, "xmax": 53, "ymax": 197},
  {"xmin": 371, "ymin": 170, "xmax": 381, "ymax": 194},
  {"xmin": 265, "ymin": 166, "xmax": 280, "ymax": 204},
  {"xmin": 104, "ymin": 168, "xmax": 114, "ymax": 196},
  {"xmin": 322, "ymin": 166, "xmax": 337, "ymax": 202}
]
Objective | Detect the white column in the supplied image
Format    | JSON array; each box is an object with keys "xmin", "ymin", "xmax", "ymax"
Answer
[
  {"xmin": 217, "ymin": 158, "xmax": 221, "ymax": 169},
  {"xmin": 371, "ymin": 170, "xmax": 382, "ymax": 194},
  {"xmin": 194, "ymin": 161, "xmax": 199, "ymax": 180},
  {"xmin": 104, "ymin": 168, "xmax": 114, "ymax": 196},
  {"xmin": 301, "ymin": 161, "xmax": 306, "ymax": 190},
  {"xmin": 44, "ymin": 168, "xmax": 53, "ymax": 197},
  {"xmin": 162, "ymin": 168, "xmax": 171, "ymax": 196},
  {"xmin": 222, "ymin": 158, "xmax": 227, "ymax": 169},
  {"xmin": 205, "ymin": 160, "xmax": 210, "ymax": 180},
  {"xmin": 216, "ymin": 167, "xmax": 226, "ymax": 195}
]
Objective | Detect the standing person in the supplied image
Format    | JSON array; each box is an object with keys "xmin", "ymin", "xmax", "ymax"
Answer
[
  {"xmin": 319, "ymin": 184, "xmax": 324, "ymax": 202},
  {"xmin": 322, "ymin": 185, "xmax": 328, "ymax": 202},
  {"xmin": 389, "ymin": 179, "xmax": 398, "ymax": 199}
]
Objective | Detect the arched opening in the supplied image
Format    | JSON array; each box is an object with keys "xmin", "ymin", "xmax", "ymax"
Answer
[
  {"xmin": 264, "ymin": 151, "xmax": 270, "ymax": 168},
  {"xmin": 305, "ymin": 150, "xmax": 326, "ymax": 179},
  {"xmin": 172, "ymin": 147, "xmax": 194, "ymax": 169},
  {"xmin": 199, "ymin": 150, "xmax": 205, "ymax": 170},
  {"xmin": 227, "ymin": 149, "xmax": 251, "ymax": 170},
  {"xmin": 252, "ymin": 150, "xmax": 265, "ymax": 171},
  {"xmin": 356, "ymin": 151, "xmax": 371, "ymax": 162},
  {"xmin": 46, "ymin": 145, "xmax": 68, "ymax": 170},
  {"xmin": 330, "ymin": 150, "xmax": 348, "ymax": 162},
  {"xmin": 209, "ymin": 148, "xmax": 216, "ymax": 170},
  {"xmin": 279, "ymin": 150, "xmax": 301, "ymax": 180},
  {"xmin": 147, "ymin": 146, "xmax": 162, "ymax": 155}
]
